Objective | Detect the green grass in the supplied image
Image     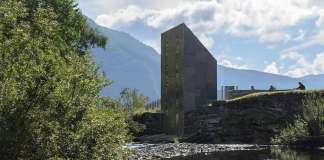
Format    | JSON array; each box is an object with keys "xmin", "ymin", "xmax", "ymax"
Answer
[{"xmin": 227, "ymin": 89, "xmax": 324, "ymax": 103}]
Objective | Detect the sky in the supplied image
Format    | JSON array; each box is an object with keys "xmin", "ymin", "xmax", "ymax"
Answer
[{"xmin": 77, "ymin": 0, "xmax": 324, "ymax": 78}]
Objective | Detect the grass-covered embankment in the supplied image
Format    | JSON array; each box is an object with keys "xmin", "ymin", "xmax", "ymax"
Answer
[{"xmin": 209, "ymin": 90, "xmax": 324, "ymax": 144}]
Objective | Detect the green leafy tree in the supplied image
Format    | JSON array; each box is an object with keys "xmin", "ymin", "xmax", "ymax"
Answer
[
  {"xmin": 119, "ymin": 88, "xmax": 148, "ymax": 136},
  {"xmin": 119, "ymin": 88, "xmax": 149, "ymax": 115},
  {"xmin": 0, "ymin": 0, "xmax": 129, "ymax": 159},
  {"xmin": 79, "ymin": 98, "xmax": 130, "ymax": 160}
]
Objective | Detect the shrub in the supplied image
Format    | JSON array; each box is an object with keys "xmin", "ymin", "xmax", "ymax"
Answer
[
  {"xmin": 100, "ymin": 97, "xmax": 145, "ymax": 138},
  {"xmin": 77, "ymin": 107, "xmax": 130, "ymax": 160},
  {"xmin": 126, "ymin": 117, "xmax": 146, "ymax": 137},
  {"xmin": 271, "ymin": 93, "xmax": 324, "ymax": 144},
  {"xmin": 303, "ymin": 93, "xmax": 324, "ymax": 136},
  {"xmin": 271, "ymin": 117, "xmax": 309, "ymax": 144}
]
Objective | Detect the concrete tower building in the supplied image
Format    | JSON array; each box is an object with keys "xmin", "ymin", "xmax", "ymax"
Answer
[{"xmin": 161, "ymin": 23, "xmax": 217, "ymax": 135}]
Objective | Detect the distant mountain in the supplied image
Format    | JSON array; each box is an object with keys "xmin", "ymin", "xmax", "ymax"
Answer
[
  {"xmin": 88, "ymin": 19, "xmax": 324, "ymax": 100},
  {"xmin": 301, "ymin": 74, "xmax": 324, "ymax": 89},
  {"xmin": 88, "ymin": 19, "xmax": 160, "ymax": 100},
  {"xmin": 218, "ymin": 66, "xmax": 324, "ymax": 90}
]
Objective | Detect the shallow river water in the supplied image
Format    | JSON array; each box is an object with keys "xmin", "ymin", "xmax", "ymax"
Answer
[{"xmin": 166, "ymin": 148, "xmax": 324, "ymax": 160}]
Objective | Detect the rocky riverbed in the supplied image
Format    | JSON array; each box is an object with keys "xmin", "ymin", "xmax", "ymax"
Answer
[{"xmin": 128, "ymin": 143, "xmax": 270, "ymax": 160}]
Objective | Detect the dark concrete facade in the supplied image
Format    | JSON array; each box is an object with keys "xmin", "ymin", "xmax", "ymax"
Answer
[{"xmin": 161, "ymin": 23, "xmax": 217, "ymax": 135}]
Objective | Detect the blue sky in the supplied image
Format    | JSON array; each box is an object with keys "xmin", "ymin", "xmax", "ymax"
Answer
[{"xmin": 77, "ymin": 0, "xmax": 324, "ymax": 78}]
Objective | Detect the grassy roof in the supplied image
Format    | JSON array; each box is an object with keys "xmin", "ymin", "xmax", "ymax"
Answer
[{"xmin": 227, "ymin": 89, "xmax": 324, "ymax": 103}]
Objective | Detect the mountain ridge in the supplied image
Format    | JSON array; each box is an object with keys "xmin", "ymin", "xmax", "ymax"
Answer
[{"xmin": 88, "ymin": 19, "xmax": 161, "ymax": 100}]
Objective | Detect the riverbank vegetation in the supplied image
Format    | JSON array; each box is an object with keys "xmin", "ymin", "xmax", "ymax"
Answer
[
  {"xmin": 0, "ymin": 0, "xmax": 130, "ymax": 159},
  {"xmin": 271, "ymin": 93, "xmax": 324, "ymax": 146}
]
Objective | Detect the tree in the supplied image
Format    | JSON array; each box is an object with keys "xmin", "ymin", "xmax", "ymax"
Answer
[
  {"xmin": 119, "ymin": 88, "xmax": 148, "ymax": 137},
  {"xmin": 119, "ymin": 88, "xmax": 149, "ymax": 115},
  {"xmin": 0, "ymin": 0, "xmax": 129, "ymax": 159}
]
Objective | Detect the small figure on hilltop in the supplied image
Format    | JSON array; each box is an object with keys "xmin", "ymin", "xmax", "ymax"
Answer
[
  {"xmin": 296, "ymin": 82, "xmax": 306, "ymax": 90},
  {"xmin": 269, "ymin": 85, "xmax": 276, "ymax": 91}
]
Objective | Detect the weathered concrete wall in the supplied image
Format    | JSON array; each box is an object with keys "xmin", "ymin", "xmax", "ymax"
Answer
[
  {"xmin": 161, "ymin": 24, "xmax": 185, "ymax": 135},
  {"xmin": 184, "ymin": 90, "xmax": 324, "ymax": 144},
  {"xmin": 182, "ymin": 25, "xmax": 217, "ymax": 111},
  {"xmin": 161, "ymin": 23, "xmax": 217, "ymax": 135},
  {"xmin": 136, "ymin": 91, "xmax": 324, "ymax": 144},
  {"xmin": 133, "ymin": 113, "xmax": 164, "ymax": 136}
]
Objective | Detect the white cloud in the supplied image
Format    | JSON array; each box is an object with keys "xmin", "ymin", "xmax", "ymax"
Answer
[
  {"xmin": 236, "ymin": 57, "xmax": 243, "ymax": 61},
  {"xmin": 313, "ymin": 53, "xmax": 324, "ymax": 72},
  {"xmin": 77, "ymin": 0, "xmax": 196, "ymax": 18},
  {"xmin": 264, "ymin": 62, "xmax": 279, "ymax": 74},
  {"xmin": 286, "ymin": 68, "xmax": 310, "ymax": 78},
  {"xmin": 216, "ymin": 52, "xmax": 248, "ymax": 69},
  {"xmin": 96, "ymin": 5, "xmax": 151, "ymax": 28},
  {"xmin": 309, "ymin": 30, "xmax": 324, "ymax": 45},
  {"xmin": 280, "ymin": 51, "xmax": 309, "ymax": 66},
  {"xmin": 263, "ymin": 51, "xmax": 324, "ymax": 77},
  {"xmin": 196, "ymin": 33, "xmax": 215, "ymax": 50},
  {"xmin": 293, "ymin": 29, "xmax": 305, "ymax": 41},
  {"xmin": 218, "ymin": 59, "xmax": 248, "ymax": 70},
  {"xmin": 144, "ymin": 39, "xmax": 161, "ymax": 54},
  {"xmin": 283, "ymin": 30, "xmax": 324, "ymax": 52},
  {"xmin": 95, "ymin": 0, "xmax": 321, "ymax": 50},
  {"xmin": 316, "ymin": 9, "xmax": 324, "ymax": 28},
  {"xmin": 259, "ymin": 32, "xmax": 290, "ymax": 43},
  {"xmin": 280, "ymin": 51, "xmax": 324, "ymax": 77}
]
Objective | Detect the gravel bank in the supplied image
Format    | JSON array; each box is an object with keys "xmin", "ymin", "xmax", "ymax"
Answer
[{"xmin": 129, "ymin": 143, "xmax": 269, "ymax": 160}]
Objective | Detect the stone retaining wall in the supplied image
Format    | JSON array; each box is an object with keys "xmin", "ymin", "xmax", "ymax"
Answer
[
  {"xmin": 137, "ymin": 90, "xmax": 324, "ymax": 144},
  {"xmin": 185, "ymin": 90, "xmax": 324, "ymax": 144},
  {"xmin": 133, "ymin": 112, "xmax": 164, "ymax": 136}
]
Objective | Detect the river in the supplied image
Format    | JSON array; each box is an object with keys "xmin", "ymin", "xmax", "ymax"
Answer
[
  {"xmin": 129, "ymin": 143, "xmax": 324, "ymax": 160},
  {"xmin": 166, "ymin": 148, "xmax": 324, "ymax": 160}
]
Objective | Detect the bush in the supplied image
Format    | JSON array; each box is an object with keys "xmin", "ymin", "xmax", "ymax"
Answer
[
  {"xmin": 303, "ymin": 93, "xmax": 324, "ymax": 136},
  {"xmin": 271, "ymin": 117, "xmax": 309, "ymax": 144},
  {"xmin": 100, "ymin": 97, "xmax": 145, "ymax": 138},
  {"xmin": 77, "ymin": 107, "xmax": 130, "ymax": 160},
  {"xmin": 272, "ymin": 93, "xmax": 324, "ymax": 144},
  {"xmin": 126, "ymin": 117, "xmax": 146, "ymax": 137}
]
